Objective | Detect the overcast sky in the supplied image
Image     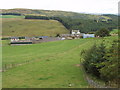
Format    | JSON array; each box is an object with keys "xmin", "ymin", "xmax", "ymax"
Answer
[{"xmin": 0, "ymin": 0, "xmax": 119, "ymax": 14}]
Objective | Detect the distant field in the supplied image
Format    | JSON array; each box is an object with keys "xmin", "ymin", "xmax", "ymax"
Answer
[
  {"xmin": 2, "ymin": 36, "xmax": 118, "ymax": 88},
  {"xmin": 0, "ymin": 15, "xmax": 25, "ymax": 18},
  {"xmin": 2, "ymin": 18, "xmax": 69, "ymax": 37}
]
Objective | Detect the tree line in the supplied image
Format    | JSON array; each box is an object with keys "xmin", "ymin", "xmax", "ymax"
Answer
[
  {"xmin": 25, "ymin": 15, "xmax": 117, "ymax": 33},
  {"xmin": 1, "ymin": 13, "xmax": 22, "ymax": 16}
]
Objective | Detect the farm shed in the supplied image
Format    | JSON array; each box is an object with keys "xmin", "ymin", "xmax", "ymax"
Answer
[
  {"xmin": 10, "ymin": 37, "xmax": 19, "ymax": 42},
  {"xmin": 33, "ymin": 36, "xmax": 49, "ymax": 40},
  {"xmin": 10, "ymin": 37, "xmax": 33, "ymax": 45},
  {"xmin": 83, "ymin": 34, "xmax": 95, "ymax": 38},
  {"xmin": 10, "ymin": 40, "xmax": 33, "ymax": 45}
]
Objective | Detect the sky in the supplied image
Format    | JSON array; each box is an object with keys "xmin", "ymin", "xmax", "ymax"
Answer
[{"xmin": 0, "ymin": 0, "xmax": 119, "ymax": 14}]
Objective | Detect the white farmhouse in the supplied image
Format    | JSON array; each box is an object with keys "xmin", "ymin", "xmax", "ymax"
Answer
[{"xmin": 71, "ymin": 30, "xmax": 80, "ymax": 34}]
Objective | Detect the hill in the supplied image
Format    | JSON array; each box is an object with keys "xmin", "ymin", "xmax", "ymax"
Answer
[
  {"xmin": 1, "ymin": 9, "xmax": 118, "ymax": 33},
  {"xmin": 1, "ymin": 18, "xmax": 69, "ymax": 37}
]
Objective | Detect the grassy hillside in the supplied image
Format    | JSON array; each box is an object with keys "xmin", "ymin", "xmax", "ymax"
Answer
[
  {"xmin": 2, "ymin": 18, "xmax": 69, "ymax": 37},
  {"xmin": 2, "ymin": 36, "xmax": 118, "ymax": 88}
]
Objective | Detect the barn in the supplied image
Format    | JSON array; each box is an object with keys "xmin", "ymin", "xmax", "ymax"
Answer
[
  {"xmin": 83, "ymin": 34, "xmax": 95, "ymax": 38},
  {"xmin": 10, "ymin": 37, "xmax": 33, "ymax": 45}
]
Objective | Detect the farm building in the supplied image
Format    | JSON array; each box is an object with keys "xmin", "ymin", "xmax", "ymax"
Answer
[
  {"xmin": 83, "ymin": 34, "xmax": 95, "ymax": 38},
  {"xmin": 71, "ymin": 30, "xmax": 80, "ymax": 34},
  {"xmin": 32, "ymin": 36, "xmax": 49, "ymax": 40},
  {"xmin": 38, "ymin": 36, "xmax": 48, "ymax": 39},
  {"xmin": 10, "ymin": 36, "xmax": 61, "ymax": 45},
  {"xmin": 10, "ymin": 37, "xmax": 33, "ymax": 45},
  {"xmin": 60, "ymin": 31, "xmax": 84, "ymax": 39},
  {"xmin": 11, "ymin": 41, "xmax": 33, "ymax": 45},
  {"xmin": 11, "ymin": 37, "xmax": 19, "ymax": 42}
]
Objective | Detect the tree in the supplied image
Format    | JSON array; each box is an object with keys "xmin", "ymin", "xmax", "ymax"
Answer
[
  {"xmin": 100, "ymin": 40, "xmax": 119, "ymax": 85},
  {"xmin": 95, "ymin": 28, "xmax": 110, "ymax": 37},
  {"xmin": 81, "ymin": 41, "xmax": 108, "ymax": 77},
  {"xmin": 81, "ymin": 42, "xmax": 106, "ymax": 77},
  {"xmin": 81, "ymin": 40, "xmax": 119, "ymax": 87}
]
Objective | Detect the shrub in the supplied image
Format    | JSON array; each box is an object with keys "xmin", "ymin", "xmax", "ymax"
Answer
[
  {"xmin": 95, "ymin": 28, "xmax": 110, "ymax": 37},
  {"xmin": 82, "ymin": 42, "xmax": 106, "ymax": 77},
  {"xmin": 81, "ymin": 40, "xmax": 119, "ymax": 86}
]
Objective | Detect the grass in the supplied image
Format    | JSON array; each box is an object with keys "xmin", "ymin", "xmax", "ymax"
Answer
[
  {"xmin": 2, "ymin": 18, "xmax": 69, "ymax": 37},
  {"xmin": 2, "ymin": 36, "xmax": 118, "ymax": 88},
  {"xmin": 2, "ymin": 40, "xmax": 10, "ymax": 46},
  {"xmin": 110, "ymin": 29, "xmax": 118, "ymax": 34},
  {"xmin": 0, "ymin": 15, "xmax": 25, "ymax": 18}
]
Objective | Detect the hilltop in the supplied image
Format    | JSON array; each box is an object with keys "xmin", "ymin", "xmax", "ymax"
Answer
[{"xmin": 1, "ymin": 8, "xmax": 115, "ymax": 20}]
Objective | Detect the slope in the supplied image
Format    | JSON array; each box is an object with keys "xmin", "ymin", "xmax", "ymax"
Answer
[{"xmin": 2, "ymin": 18, "xmax": 69, "ymax": 37}]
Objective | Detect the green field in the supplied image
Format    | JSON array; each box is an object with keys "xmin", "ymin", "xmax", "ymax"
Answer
[
  {"xmin": 110, "ymin": 29, "xmax": 118, "ymax": 34},
  {"xmin": 2, "ymin": 36, "xmax": 118, "ymax": 88},
  {"xmin": 0, "ymin": 15, "xmax": 25, "ymax": 18},
  {"xmin": 2, "ymin": 40, "xmax": 10, "ymax": 47},
  {"xmin": 1, "ymin": 18, "xmax": 69, "ymax": 37}
]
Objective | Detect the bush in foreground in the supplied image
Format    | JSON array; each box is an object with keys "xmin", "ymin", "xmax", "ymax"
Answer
[{"xmin": 81, "ymin": 40, "xmax": 119, "ymax": 87}]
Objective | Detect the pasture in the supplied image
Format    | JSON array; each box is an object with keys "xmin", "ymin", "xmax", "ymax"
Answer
[
  {"xmin": 2, "ymin": 36, "xmax": 118, "ymax": 88},
  {"xmin": 2, "ymin": 17, "xmax": 69, "ymax": 37}
]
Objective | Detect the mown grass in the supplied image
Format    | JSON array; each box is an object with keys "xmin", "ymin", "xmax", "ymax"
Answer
[
  {"xmin": 2, "ymin": 18, "xmax": 69, "ymax": 37},
  {"xmin": 2, "ymin": 36, "xmax": 118, "ymax": 88},
  {"xmin": 0, "ymin": 15, "xmax": 25, "ymax": 18}
]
